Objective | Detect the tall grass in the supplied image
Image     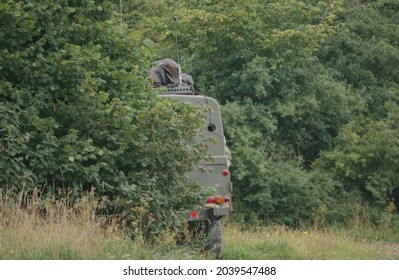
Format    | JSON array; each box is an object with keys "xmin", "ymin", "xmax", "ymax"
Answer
[
  {"xmin": 1, "ymin": 190, "xmax": 398, "ymax": 260},
  {"xmin": 0, "ymin": 190, "xmax": 207, "ymax": 260}
]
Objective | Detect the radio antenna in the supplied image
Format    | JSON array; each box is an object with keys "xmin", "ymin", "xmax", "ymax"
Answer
[
  {"xmin": 119, "ymin": 0, "xmax": 123, "ymax": 26},
  {"xmin": 172, "ymin": 16, "xmax": 182, "ymax": 86}
]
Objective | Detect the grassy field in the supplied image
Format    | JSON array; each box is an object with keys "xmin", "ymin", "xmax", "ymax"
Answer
[
  {"xmin": 1, "ymin": 193, "xmax": 399, "ymax": 260},
  {"xmin": 223, "ymin": 224, "xmax": 399, "ymax": 259}
]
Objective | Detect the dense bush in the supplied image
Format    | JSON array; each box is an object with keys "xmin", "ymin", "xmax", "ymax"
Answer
[{"xmin": 0, "ymin": 0, "xmax": 206, "ymax": 234}]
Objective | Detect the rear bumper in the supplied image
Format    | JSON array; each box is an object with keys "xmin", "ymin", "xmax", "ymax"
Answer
[{"xmin": 188, "ymin": 206, "xmax": 231, "ymax": 221}]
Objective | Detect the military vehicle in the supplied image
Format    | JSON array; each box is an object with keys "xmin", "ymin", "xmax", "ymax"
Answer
[
  {"xmin": 158, "ymin": 85, "xmax": 232, "ymax": 259},
  {"xmin": 150, "ymin": 51, "xmax": 232, "ymax": 258}
]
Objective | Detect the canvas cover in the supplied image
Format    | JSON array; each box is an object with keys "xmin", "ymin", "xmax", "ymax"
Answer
[{"xmin": 150, "ymin": 59, "xmax": 195, "ymax": 94}]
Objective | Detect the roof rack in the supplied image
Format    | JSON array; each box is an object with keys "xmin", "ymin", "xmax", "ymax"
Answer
[{"xmin": 161, "ymin": 85, "xmax": 195, "ymax": 95}]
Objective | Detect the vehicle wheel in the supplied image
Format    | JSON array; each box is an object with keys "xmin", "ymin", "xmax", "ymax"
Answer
[
  {"xmin": 205, "ymin": 218, "xmax": 222, "ymax": 259},
  {"xmin": 188, "ymin": 219, "xmax": 222, "ymax": 259}
]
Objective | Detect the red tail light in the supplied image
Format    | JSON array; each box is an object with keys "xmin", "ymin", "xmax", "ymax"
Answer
[
  {"xmin": 207, "ymin": 195, "xmax": 231, "ymax": 204},
  {"xmin": 190, "ymin": 211, "xmax": 199, "ymax": 219},
  {"xmin": 207, "ymin": 196, "xmax": 215, "ymax": 203}
]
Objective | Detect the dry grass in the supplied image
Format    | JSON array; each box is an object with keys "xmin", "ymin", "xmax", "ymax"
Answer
[
  {"xmin": 0, "ymin": 190, "xmax": 207, "ymax": 260},
  {"xmin": 1, "ymin": 190, "xmax": 398, "ymax": 260},
  {"xmin": 0, "ymin": 190, "xmax": 128, "ymax": 259}
]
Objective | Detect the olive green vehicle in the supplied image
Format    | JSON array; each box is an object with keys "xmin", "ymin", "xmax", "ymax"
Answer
[{"xmin": 158, "ymin": 86, "xmax": 232, "ymax": 259}]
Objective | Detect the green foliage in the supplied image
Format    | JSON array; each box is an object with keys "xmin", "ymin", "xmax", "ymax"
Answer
[
  {"xmin": 314, "ymin": 0, "xmax": 399, "ymax": 224},
  {"xmin": 221, "ymin": 101, "xmax": 334, "ymax": 227},
  {"xmin": 133, "ymin": 0, "xmax": 354, "ymax": 163},
  {"xmin": 126, "ymin": 0, "xmax": 399, "ymax": 227},
  {"xmin": 315, "ymin": 99, "xmax": 399, "ymax": 223},
  {"xmin": 0, "ymin": 0, "xmax": 207, "ymax": 235},
  {"xmin": 2, "ymin": 0, "xmax": 399, "ymax": 231},
  {"xmin": 319, "ymin": 0, "xmax": 399, "ymax": 120}
]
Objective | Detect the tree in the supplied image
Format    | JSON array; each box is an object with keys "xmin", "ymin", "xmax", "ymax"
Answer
[{"xmin": 0, "ymin": 0, "xmax": 206, "ymax": 234}]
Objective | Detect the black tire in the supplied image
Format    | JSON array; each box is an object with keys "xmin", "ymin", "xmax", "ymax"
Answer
[
  {"xmin": 188, "ymin": 218, "xmax": 222, "ymax": 259},
  {"xmin": 205, "ymin": 218, "xmax": 222, "ymax": 259}
]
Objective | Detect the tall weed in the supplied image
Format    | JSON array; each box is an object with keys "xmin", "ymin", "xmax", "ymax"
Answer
[{"xmin": 0, "ymin": 190, "xmax": 206, "ymax": 260}]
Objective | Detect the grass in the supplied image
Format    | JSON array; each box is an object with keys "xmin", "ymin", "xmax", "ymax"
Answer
[
  {"xmin": 1, "ymin": 192, "xmax": 398, "ymax": 260},
  {"xmin": 0, "ymin": 190, "xmax": 209, "ymax": 260},
  {"xmin": 222, "ymin": 224, "xmax": 399, "ymax": 259}
]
